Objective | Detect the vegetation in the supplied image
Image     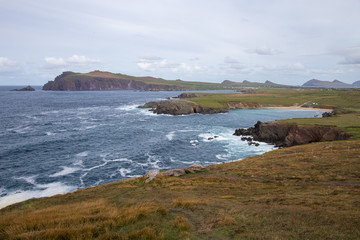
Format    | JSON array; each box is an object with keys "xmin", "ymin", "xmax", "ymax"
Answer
[
  {"xmin": 189, "ymin": 88, "xmax": 360, "ymax": 112},
  {"xmin": 1, "ymin": 87, "xmax": 359, "ymax": 239}
]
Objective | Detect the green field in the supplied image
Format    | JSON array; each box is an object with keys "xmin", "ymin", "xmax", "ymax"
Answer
[{"xmin": 189, "ymin": 88, "xmax": 360, "ymax": 111}]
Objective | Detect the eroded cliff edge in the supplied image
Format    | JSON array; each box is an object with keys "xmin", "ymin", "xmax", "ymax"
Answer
[{"xmin": 234, "ymin": 121, "xmax": 351, "ymax": 147}]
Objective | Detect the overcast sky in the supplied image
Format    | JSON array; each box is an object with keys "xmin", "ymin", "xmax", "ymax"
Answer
[{"xmin": 1, "ymin": 0, "xmax": 359, "ymax": 85}]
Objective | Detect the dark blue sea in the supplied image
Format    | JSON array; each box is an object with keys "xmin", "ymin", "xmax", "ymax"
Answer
[{"xmin": 0, "ymin": 87, "xmax": 324, "ymax": 208}]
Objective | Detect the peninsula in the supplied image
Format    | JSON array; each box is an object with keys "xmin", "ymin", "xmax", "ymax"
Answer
[{"xmin": 42, "ymin": 71, "xmax": 226, "ymax": 91}]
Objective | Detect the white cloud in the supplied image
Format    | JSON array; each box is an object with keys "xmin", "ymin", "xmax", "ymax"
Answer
[
  {"xmin": 332, "ymin": 46, "xmax": 360, "ymax": 65},
  {"xmin": 137, "ymin": 57, "xmax": 203, "ymax": 73},
  {"xmin": 0, "ymin": 57, "xmax": 21, "ymax": 73},
  {"xmin": 43, "ymin": 55, "xmax": 101, "ymax": 69},
  {"xmin": 254, "ymin": 46, "xmax": 275, "ymax": 55}
]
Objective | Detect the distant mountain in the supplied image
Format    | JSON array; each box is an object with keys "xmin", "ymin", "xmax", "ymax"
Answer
[
  {"xmin": 352, "ymin": 80, "xmax": 360, "ymax": 86},
  {"xmin": 221, "ymin": 80, "xmax": 288, "ymax": 88},
  {"xmin": 42, "ymin": 71, "xmax": 225, "ymax": 91},
  {"xmin": 302, "ymin": 79, "xmax": 358, "ymax": 88}
]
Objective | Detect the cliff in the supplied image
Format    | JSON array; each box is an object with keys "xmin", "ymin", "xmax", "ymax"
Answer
[
  {"xmin": 42, "ymin": 71, "xmax": 228, "ymax": 91},
  {"xmin": 234, "ymin": 121, "xmax": 351, "ymax": 147},
  {"xmin": 43, "ymin": 71, "xmax": 186, "ymax": 91}
]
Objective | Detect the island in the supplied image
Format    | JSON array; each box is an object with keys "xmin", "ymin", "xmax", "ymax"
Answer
[{"xmin": 11, "ymin": 85, "xmax": 35, "ymax": 91}]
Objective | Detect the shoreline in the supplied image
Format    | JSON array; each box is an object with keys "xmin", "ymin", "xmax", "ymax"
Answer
[{"xmin": 262, "ymin": 106, "xmax": 332, "ymax": 112}]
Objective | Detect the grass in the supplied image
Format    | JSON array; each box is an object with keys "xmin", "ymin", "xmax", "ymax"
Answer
[{"xmin": 189, "ymin": 88, "xmax": 360, "ymax": 111}]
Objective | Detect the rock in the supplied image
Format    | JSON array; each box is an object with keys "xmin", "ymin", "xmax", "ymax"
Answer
[
  {"xmin": 165, "ymin": 169, "xmax": 186, "ymax": 177},
  {"xmin": 139, "ymin": 100, "xmax": 228, "ymax": 115},
  {"xmin": 241, "ymin": 136, "xmax": 253, "ymax": 141},
  {"xmin": 144, "ymin": 170, "xmax": 161, "ymax": 183},
  {"xmin": 144, "ymin": 164, "xmax": 206, "ymax": 182},
  {"xmin": 176, "ymin": 93, "xmax": 206, "ymax": 99},
  {"xmin": 184, "ymin": 164, "xmax": 206, "ymax": 174},
  {"xmin": 11, "ymin": 85, "xmax": 35, "ymax": 91},
  {"xmin": 234, "ymin": 121, "xmax": 351, "ymax": 148},
  {"xmin": 322, "ymin": 111, "xmax": 336, "ymax": 117},
  {"xmin": 208, "ymin": 137, "xmax": 214, "ymax": 140}
]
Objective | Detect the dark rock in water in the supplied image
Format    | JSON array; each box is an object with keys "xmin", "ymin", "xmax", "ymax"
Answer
[
  {"xmin": 176, "ymin": 93, "xmax": 206, "ymax": 99},
  {"xmin": 208, "ymin": 137, "xmax": 214, "ymax": 140},
  {"xmin": 322, "ymin": 111, "xmax": 336, "ymax": 117},
  {"xmin": 241, "ymin": 136, "xmax": 253, "ymax": 141},
  {"xmin": 234, "ymin": 121, "xmax": 351, "ymax": 147},
  {"xmin": 11, "ymin": 85, "xmax": 35, "ymax": 91},
  {"xmin": 139, "ymin": 100, "xmax": 228, "ymax": 115}
]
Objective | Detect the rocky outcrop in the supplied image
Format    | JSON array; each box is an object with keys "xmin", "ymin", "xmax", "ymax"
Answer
[
  {"xmin": 11, "ymin": 85, "xmax": 35, "ymax": 91},
  {"xmin": 234, "ymin": 121, "xmax": 351, "ymax": 147},
  {"xmin": 139, "ymin": 100, "xmax": 228, "ymax": 115},
  {"xmin": 144, "ymin": 164, "xmax": 206, "ymax": 183},
  {"xmin": 42, "ymin": 71, "xmax": 185, "ymax": 91},
  {"xmin": 176, "ymin": 93, "xmax": 207, "ymax": 99}
]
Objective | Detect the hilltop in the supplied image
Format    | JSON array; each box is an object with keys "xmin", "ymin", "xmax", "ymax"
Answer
[
  {"xmin": 302, "ymin": 79, "xmax": 360, "ymax": 88},
  {"xmin": 221, "ymin": 79, "xmax": 289, "ymax": 88}
]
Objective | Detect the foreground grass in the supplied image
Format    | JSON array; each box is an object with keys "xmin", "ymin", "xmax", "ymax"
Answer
[{"xmin": 1, "ymin": 140, "xmax": 359, "ymax": 239}]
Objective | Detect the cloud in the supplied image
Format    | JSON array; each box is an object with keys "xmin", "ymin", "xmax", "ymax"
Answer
[
  {"xmin": 262, "ymin": 62, "xmax": 305, "ymax": 72},
  {"xmin": 0, "ymin": 57, "xmax": 21, "ymax": 73},
  {"xmin": 249, "ymin": 46, "xmax": 276, "ymax": 55},
  {"xmin": 43, "ymin": 55, "xmax": 101, "ymax": 69},
  {"xmin": 221, "ymin": 57, "xmax": 248, "ymax": 73},
  {"xmin": 137, "ymin": 57, "xmax": 203, "ymax": 73},
  {"xmin": 332, "ymin": 46, "xmax": 360, "ymax": 64}
]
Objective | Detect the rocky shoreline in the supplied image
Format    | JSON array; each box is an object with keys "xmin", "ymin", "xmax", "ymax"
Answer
[
  {"xmin": 139, "ymin": 100, "xmax": 227, "ymax": 115},
  {"xmin": 234, "ymin": 121, "xmax": 351, "ymax": 148}
]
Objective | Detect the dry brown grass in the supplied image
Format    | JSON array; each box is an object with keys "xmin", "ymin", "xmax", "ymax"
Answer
[
  {"xmin": 172, "ymin": 216, "xmax": 190, "ymax": 231},
  {"xmin": 171, "ymin": 199, "xmax": 208, "ymax": 208}
]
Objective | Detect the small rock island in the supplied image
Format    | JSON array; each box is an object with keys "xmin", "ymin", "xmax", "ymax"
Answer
[{"xmin": 11, "ymin": 85, "xmax": 35, "ymax": 91}]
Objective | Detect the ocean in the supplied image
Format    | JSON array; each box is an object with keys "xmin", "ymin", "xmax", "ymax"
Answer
[{"xmin": 0, "ymin": 88, "xmax": 324, "ymax": 208}]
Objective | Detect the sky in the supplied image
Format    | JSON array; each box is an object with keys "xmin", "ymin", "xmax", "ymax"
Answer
[{"xmin": 0, "ymin": 0, "xmax": 359, "ymax": 86}]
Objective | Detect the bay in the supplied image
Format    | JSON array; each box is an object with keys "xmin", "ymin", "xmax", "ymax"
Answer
[{"xmin": 0, "ymin": 89, "xmax": 324, "ymax": 208}]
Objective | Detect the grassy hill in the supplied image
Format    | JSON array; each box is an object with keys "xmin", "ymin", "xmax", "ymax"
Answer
[
  {"xmin": 1, "ymin": 88, "xmax": 360, "ymax": 239},
  {"xmin": 42, "ymin": 71, "xmax": 228, "ymax": 91},
  {"xmin": 187, "ymin": 88, "xmax": 360, "ymax": 112}
]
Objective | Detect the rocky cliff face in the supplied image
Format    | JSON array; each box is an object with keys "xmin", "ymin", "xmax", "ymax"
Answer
[
  {"xmin": 139, "ymin": 100, "xmax": 228, "ymax": 115},
  {"xmin": 234, "ymin": 121, "xmax": 351, "ymax": 147},
  {"xmin": 42, "ymin": 71, "xmax": 184, "ymax": 91}
]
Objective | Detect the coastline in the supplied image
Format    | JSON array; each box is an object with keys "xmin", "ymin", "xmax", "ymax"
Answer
[{"xmin": 263, "ymin": 106, "xmax": 332, "ymax": 112}]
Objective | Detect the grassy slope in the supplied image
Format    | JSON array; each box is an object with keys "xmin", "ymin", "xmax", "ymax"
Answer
[
  {"xmin": 77, "ymin": 72, "xmax": 227, "ymax": 90},
  {"xmin": 1, "ymin": 88, "xmax": 360, "ymax": 239},
  {"xmin": 189, "ymin": 88, "xmax": 360, "ymax": 111}
]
